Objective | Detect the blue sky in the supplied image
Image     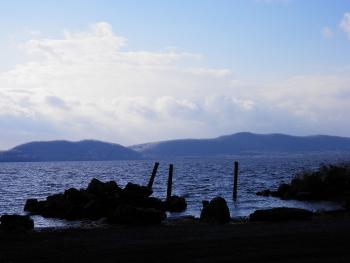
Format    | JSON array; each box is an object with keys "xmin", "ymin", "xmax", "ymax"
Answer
[
  {"xmin": 2, "ymin": 0, "xmax": 350, "ymax": 77},
  {"xmin": 1, "ymin": 0, "xmax": 350, "ymax": 149}
]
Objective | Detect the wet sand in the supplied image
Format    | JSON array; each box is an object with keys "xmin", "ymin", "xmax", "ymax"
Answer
[{"xmin": 1, "ymin": 217, "xmax": 350, "ymax": 263}]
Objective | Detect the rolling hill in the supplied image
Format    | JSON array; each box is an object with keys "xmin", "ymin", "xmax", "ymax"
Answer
[
  {"xmin": 0, "ymin": 140, "xmax": 142, "ymax": 162},
  {"xmin": 129, "ymin": 132, "xmax": 350, "ymax": 157},
  {"xmin": 2, "ymin": 132, "xmax": 350, "ymax": 161}
]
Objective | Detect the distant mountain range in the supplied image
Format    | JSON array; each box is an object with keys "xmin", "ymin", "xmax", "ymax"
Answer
[
  {"xmin": 0, "ymin": 140, "xmax": 141, "ymax": 162},
  {"xmin": 1, "ymin": 132, "xmax": 350, "ymax": 162},
  {"xmin": 130, "ymin": 132, "xmax": 350, "ymax": 157}
]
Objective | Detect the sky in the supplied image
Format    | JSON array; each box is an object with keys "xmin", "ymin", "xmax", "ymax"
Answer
[{"xmin": 1, "ymin": 0, "xmax": 350, "ymax": 149}]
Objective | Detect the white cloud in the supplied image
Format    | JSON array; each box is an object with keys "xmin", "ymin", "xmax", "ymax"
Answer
[
  {"xmin": 340, "ymin": 12, "xmax": 350, "ymax": 39},
  {"xmin": 0, "ymin": 22, "xmax": 350, "ymax": 149},
  {"xmin": 321, "ymin": 26, "xmax": 333, "ymax": 39}
]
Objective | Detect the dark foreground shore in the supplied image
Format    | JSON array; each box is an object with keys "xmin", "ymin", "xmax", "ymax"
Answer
[{"xmin": 1, "ymin": 217, "xmax": 350, "ymax": 263}]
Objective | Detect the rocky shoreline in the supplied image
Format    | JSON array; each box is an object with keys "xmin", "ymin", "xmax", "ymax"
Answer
[
  {"xmin": 2, "ymin": 164, "xmax": 350, "ymax": 261},
  {"xmin": 257, "ymin": 164, "xmax": 350, "ymax": 205}
]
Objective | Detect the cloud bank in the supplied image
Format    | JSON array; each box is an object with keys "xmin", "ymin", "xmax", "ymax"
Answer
[
  {"xmin": 0, "ymin": 22, "xmax": 350, "ymax": 149},
  {"xmin": 340, "ymin": 12, "xmax": 350, "ymax": 39}
]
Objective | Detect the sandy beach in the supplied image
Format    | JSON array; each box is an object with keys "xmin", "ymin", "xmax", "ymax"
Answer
[{"xmin": 1, "ymin": 216, "xmax": 350, "ymax": 263}]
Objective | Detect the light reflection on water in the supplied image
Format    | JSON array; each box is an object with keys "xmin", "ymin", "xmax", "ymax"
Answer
[{"xmin": 0, "ymin": 152, "xmax": 349, "ymax": 227}]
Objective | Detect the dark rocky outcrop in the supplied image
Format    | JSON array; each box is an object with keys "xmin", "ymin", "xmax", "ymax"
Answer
[
  {"xmin": 166, "ymin": 196, "xmax": 187, "ymax": 212},
  {"xmin": 122, "ymin": 183, "xmax": 152, "ymax": 199},
  {"xmin": 24, "ymin": 178, "xmax": 181, "ymax": 225},
  {"xmin": 257, "ymin": 164, "xmax": 350, "ymax": 203},
  {"xmin": 24, "ymin": 198, "xmax": 40, "ymax": 212},
  {"xmin": 200, "ymin": 197, "xmax": 230, "ymax": 224},
  {"xmin": 249, "ymin": 207, "xmax": 314, "ymax": 222},
  {"xmin": 0, "ymin": 214, "xmax": 34, "ymax": 232},
  {"xmin": 86, "ymin": 179, "xmax": 122, "ymax": 196}
]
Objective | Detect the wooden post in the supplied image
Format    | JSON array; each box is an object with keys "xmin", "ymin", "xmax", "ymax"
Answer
[
  {"xmin": 166, "ymin": 164, "xmax": 173, "ymax": 201},
  {"xmin": 233, "ymin": 161, "xmax": 238, "ymax": 200},
  {"xmin": 147, "ymin": 162, "xmax": 159, "ymax": 189}
]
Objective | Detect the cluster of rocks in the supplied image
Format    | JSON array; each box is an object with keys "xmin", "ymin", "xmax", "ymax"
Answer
[
  {"xmin": 24, "ymin": 178, "xmax": 187, "ymax": 225},
  {"xmin": 0, "ymin": 214, "xmax": 34, "ymax": 232},
  {"xmin": 257, "ymin": 164, "xmax": 350, "ymax": 203}
]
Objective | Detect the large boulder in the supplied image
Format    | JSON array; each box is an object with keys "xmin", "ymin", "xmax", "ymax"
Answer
[
  {"xmin": 142, "ymin": 197, "xmax": 166, "ymax": 211},
  {"xmin": 24, "ymin": 198, "xmax": 40, "ymax": 213},
  {"xmin": 275, "ymin": 183, "xmax": 291, "ymax": 199},
  {"xmin": 0, "ymin": 214, "xmax": 34, "ymax": 232},
  {"xmin": 166, "ymin": 196, "xmax": 187, "ymax": 212},
  {"xmin": 83, "ymin": 194, "xmax": 120, "ymax": 219},
  {"xmin": 200, "ymin": 197, "xmax": 230, "ymax": 224},
  {"xmin": 64, "ymin": 188, "xmax": 83, "ymax": 202},
  {"xmin": 109, "ymin": 205, "xmax": 166, "ymax": 225},
  {"xmin": 249, "ymin": 207, "xmax": 314, "ymax": 222}
]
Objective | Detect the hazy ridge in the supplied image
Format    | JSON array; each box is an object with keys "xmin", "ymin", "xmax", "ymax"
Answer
[
  {"xmin": 130, "ymin": 132, "xmax": 350, "ymax": 157},
  {"xmin": 0, "ymin": 140, "xmax": 142, "ymax": 162},
  {"xmin": 1, "ymin": 132, "xmax": 350, "ymax": 162}
]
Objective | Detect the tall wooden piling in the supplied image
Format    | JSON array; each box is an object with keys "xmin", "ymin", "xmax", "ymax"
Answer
[
  {"xmin": 233, "ymin": 161, "xmax": 238, "ymax": 200},
  {"xmin": 147, "ymin": 162, "xmax": 159, "ymax": 189},
  {"xmin": 166, "ymin": 164, "xmax": 173, "ymax": 201}
]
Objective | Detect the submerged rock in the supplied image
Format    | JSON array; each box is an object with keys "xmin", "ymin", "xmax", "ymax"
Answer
[
  {"xmin": 249, "ymin": 207, "xmax": 314, "ymax": 222},
  {"xmin": 200, "ymin": 197, "xmax": 230, "ymax": 224},
  {"xmin": 0, "ymin": 214, "xmax": 34, "ymax": 232}
]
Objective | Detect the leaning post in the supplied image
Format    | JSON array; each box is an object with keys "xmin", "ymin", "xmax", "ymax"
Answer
[
  {"xmin": 233, "ymin": 161, "xmax": 239, "ymax": 200},
  {"xmin": 147, "ymin": 162, "xmax": 159, "ymax": 189},
  {"xmin": 166, "ymin": 164, "xmax": 174, "ymax": 201}
]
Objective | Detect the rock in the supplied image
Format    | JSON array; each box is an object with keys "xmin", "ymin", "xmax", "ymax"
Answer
[
  {"xmin": 256, "ymin": 164, "xmax": 350, "ymax": 202},
  {"xmin": 64, "ymin": 188, "xmax": 82, "ymax": 201},
  {"xmin": 109, "ymin": 205, "xmax": 166, "ymax": 225},
  {"xmin": 87, "ymin": 178, "xmax": 121, "ymax": 196},
  {"xmin": 122, "ymin": 183, "xmax": 153, "ymax": 199},
  {"xmin": 83, "ymin": 199, "xmax": 112, "ymax": 220},
  {"xmin": 200, "ymin": 197, "xmax": 230, "ymax": 224},
  {"xmin": 249, "ymin": 207, "xmax": 314, "ymax": 222},
  {"xmin": 24, "ymin": 198, "xmax": 39, "ymax": 213},
  {"xmin": 43, "ymin": 193, "xmax": 67, "ymax": 218},
  {"xmin": 276, "ymin": 183, "xmax": 291, "ymax": 199},
  {"xmin": 166, "ymin": 196, "xmax": 187, "ymax": 212},
  {"xmin": 0, "ymin": 214, "xmax": 34, "ymax": 232},
  {"xmin": 142, "ymin": 197, "xmax": 166, "ymax": 211},
  {"xmin": 23, "ymin": 178, "xmax": 166, "ymax": 224}
]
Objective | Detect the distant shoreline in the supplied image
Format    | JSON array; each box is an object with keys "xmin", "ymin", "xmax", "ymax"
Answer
[{"xmin": 2, "ymin": 132, "xmax": 350, "ymax": 162}]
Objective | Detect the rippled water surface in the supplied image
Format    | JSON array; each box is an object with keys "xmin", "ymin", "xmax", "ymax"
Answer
[{"xmin": 1, "ymin": 152, "xmax": 350, "ymax": 227}]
